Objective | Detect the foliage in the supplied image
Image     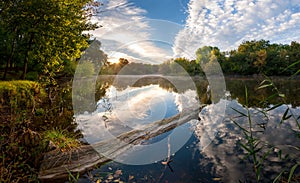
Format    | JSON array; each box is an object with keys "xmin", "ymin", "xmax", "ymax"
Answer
[
  {"xmin": 0, "ymin": 80, "xmax": 80, "ymax": 182},
  {"xmin": 0, "ymin": 81, "xmax": 45, "ymax": 182},
  {"xmin": 0, "ymin": 0, "xmax": 97, "ymax": 81},
  {"xmin": 0, "ymin": 80, "xmax": 45, "ymax": 112},
  {"xmin": 221, "ymin": 40, "xmax": 300, "ymax": 76}
]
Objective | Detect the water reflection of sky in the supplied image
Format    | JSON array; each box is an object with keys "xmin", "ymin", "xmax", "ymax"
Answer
[
  {"xmin": 192, "ymin": 99, "xmax": 300, "ymax": 182},
  {"xmin": 76, "ymin": 85, "xmax": 185, "ymax": 144},
  {"xmin": 98, "ymin": 85, "xmax": 179, "ymax": 128},
  {"xmin": 76, "ymin": 84, "xmax": 300, "ymax": 182}
]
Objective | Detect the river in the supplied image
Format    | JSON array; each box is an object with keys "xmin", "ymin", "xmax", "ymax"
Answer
[{"xmin": 73, "ymin": 75, "xmax": 300, "ymax": 183}]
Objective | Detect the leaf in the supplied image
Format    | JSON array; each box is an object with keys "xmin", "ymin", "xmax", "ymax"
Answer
[
  {"xmin": 284, "ymin": 154, "xmax": 290, "ymax": 160},
  {"xmin": 260, "ymin": 93, "xmax": 278, "ymax": 104},
  {"xmin": 114, "ymin": 169, "xmax": 122, "ymax": 176},
  {"xmin": 282, "ymin": 108, "xmax": 290, "ymax": 120},
  {"xmin": 128, "ymin": 175, "xmax": 134, "ymax": 181},
  {"xmin": 292, "ymin": 69, "xmax": 300, "ymax": 77},
  {"xmin": 113, "ymin": 178, "xmax": 121, "ymax": 182},
  {"xmin": 277, "ymin": 149, "xmax": 282, "ymax": 159},
  {"xmin": 253, "ymin": 140, "xmax": 261, "ymax": 149},
  {"xmin": 231, "ymin": 107, "xmax": 248, "ymax": 117},
  {"xmin": 231, "ymin": 120, "xmax": 249, "ymax": 133},
  {"xmin": 161, "ymin": 161, "xmax": 168, "ymax": 165},
  {"xmin": 284, "ymin": 115, "xmax": 292, "ymax": 120},
  {"xmin": 239, "ymin": 142, "xmax": 252, "ymax": 154},
  {"xmin": 256, "ymin": 166, "xmax": 261, "ymax": 181},
  {"xmin": 266, "ymin": 103, "xmax": 283, "ymax": 112},
  {"xmin": 258, "ymin": 79, "xmax": 268, "ymax": 87},
  {"xmin": 254, "ymin": 147, "xmax": 263, "ymax": 154},
  {"xmin": 281, "ymin": 108, "xmax": 289, "ymax": 122},
  {"xmin": 273, "ymin": 169, "xmax": 286, "ymax": 183},
  {"xmin": 257, "ymin": 83, "xmax": 273, "ymax": 90},
  {"xmin": 245, "ymin": 86, "xmax": 249, "ymax": 106},
  {"xmin": 288, "ymin": 164, "xmax": 299, "ymax": 183},
  {"xmin": 280, "ymin": 108, "xmax": 292, "ymax": 124},
  {"xmin": 212, "ymin": 177, "xmax": 221, "ymax": 181},
  {"xmin": 107, "ymin": 174, "xmax": 114, "ymax": 180},
  {"xmin": 283, "ymin": 60, "xmax": 300, "ymax": 72}
]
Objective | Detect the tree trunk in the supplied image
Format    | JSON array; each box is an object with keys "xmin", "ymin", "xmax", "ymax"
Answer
[
  {"xmin": 3, "ymin": 59, "xmax": 10, "ymax": 80},
  {"xmin": 3, "ymin": 27, "xmax": 17, "ymax": 80},
  {"xmin": 20, "ymin": 33, "xmax": 34, "ymax": 79},
  {"xmin": 38, "ymin": 106, "xmax": 203, "ymax": 182}
]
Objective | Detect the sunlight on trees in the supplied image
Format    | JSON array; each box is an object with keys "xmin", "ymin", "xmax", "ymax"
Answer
[{"xmin": 0, "ymin": 0, "xmax": 97, "ymax": 81}]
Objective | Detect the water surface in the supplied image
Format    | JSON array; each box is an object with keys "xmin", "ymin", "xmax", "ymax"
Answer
[{"xmin": 75, "ymin": 76, "xmax": 300, "ymax": 182}]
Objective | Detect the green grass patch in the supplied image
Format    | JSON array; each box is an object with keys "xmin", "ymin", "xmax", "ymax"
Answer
[{"xmin": 43, "ymin": 129, "xmax": 80, "ymax": 151}]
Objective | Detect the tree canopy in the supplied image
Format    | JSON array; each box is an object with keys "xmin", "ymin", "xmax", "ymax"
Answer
[
  {"xmin": 0, "ymin": 0, "xmax": 97, "ymax": 81},
  {"xmin": 196, "ymin": 40, "xmax": 300, "ymax": 76}
]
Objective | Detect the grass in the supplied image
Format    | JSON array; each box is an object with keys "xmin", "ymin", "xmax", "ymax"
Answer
[
  {"xmin": 231, "ymin": 86, "xmax": 271, "ymax": 182},
  {"xmin": 43, "ymin": 129, "xmax": 80, "ymax": 151}
]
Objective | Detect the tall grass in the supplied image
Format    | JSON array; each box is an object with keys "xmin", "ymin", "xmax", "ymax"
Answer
[
  {"xmin": 231, "ymin": 77, "xmax": 300, "ymax": 182},
  {"xmin": 259, "ymin": 77, "xmax": 300, "ymax": 182},
  {"xmin": 231, "ymin": 86, "xmax": 272, "ymax": 182}
]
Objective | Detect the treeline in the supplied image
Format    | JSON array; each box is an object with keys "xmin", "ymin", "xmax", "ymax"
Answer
[
  {"xmin": 99, "ymin": 57, "xmax": 204, "ymax": 76},
  {"xmin": 218, "ymin": 40, "xmax": 300, "ymax": 75},
  {"xmin": 101, "ymin": 40, "xmax": 300, "ymax": 76}
]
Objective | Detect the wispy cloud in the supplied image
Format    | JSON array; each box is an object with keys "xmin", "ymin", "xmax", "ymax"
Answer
[
  {"xmin": 173, "ymin": 0, "xmax": 300, "ymax": 59},
  {"xmin": 90, "ymin": 0, "xmax": 174, "ymax": 64}
]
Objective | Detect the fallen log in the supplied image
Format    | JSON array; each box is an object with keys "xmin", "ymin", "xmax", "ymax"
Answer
[{"xmin": 38, "ymin": 106, "xmax": 202, "ymax": 182}]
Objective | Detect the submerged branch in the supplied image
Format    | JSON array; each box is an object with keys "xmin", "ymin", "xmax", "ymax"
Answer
[{"xmin": 38, "ymin": 106, "xmax": 202, "ymax": 182}]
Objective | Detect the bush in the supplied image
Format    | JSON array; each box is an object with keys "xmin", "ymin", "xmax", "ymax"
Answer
[{"xmin": 0, "ymin": 80, "xmax": 45, "ymax": 112}]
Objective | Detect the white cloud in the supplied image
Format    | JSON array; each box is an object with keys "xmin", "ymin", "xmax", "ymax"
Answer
[
  {"xmin": 107, "ymin": 51, "xmax": 156, "ymax": 64},
  {"xmin": 173, "ymin": 0, "xmax": 300, "ymax": 59},
  {"xmin": 89, "ymin": 0, "xmax": 173, "ymax": 64}
]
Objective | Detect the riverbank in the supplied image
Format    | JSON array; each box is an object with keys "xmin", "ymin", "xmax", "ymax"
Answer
[{"xmin": 0, "ymin": 80, "xmax": 81, "ymax": 182}]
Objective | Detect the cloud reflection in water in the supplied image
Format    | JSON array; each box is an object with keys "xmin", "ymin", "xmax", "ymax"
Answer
[{"xmin": 192, "ymin": 99, "xmax": 300, "ymax": 182}]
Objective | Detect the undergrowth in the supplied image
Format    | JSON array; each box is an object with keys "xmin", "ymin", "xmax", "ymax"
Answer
[{"xmin": 0, "ymin": 80, "xmax": 80, "ymax": 182}]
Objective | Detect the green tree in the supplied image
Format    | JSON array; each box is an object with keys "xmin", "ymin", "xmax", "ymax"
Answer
[
  {"xmin": 288, "ymin": 41, "xmax": 300, "ymax": 74},
  {"xmin": 253, "ymin": 49, "xmax": 267, "ymax": 73},
  {"xmin": 196, "ymin": 46, "xmax": 221, "ymax": 75},
  {"xmin": 0, "ymin": 0, "xmax": 97, "ymax": 81}
]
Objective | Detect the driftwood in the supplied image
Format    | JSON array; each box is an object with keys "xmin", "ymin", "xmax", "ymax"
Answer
[{"xmin": 38, "ymin": 106, "xmax": 201, "ymax": 182}]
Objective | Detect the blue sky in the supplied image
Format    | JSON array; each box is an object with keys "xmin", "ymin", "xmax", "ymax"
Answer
[
  {"xmin": 90, "ymin": 0, "xmax": 300, "ymax": 64},
  {"xmin": 128, "ymin": 0, "xmax": 189, "ymax": 24}
]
